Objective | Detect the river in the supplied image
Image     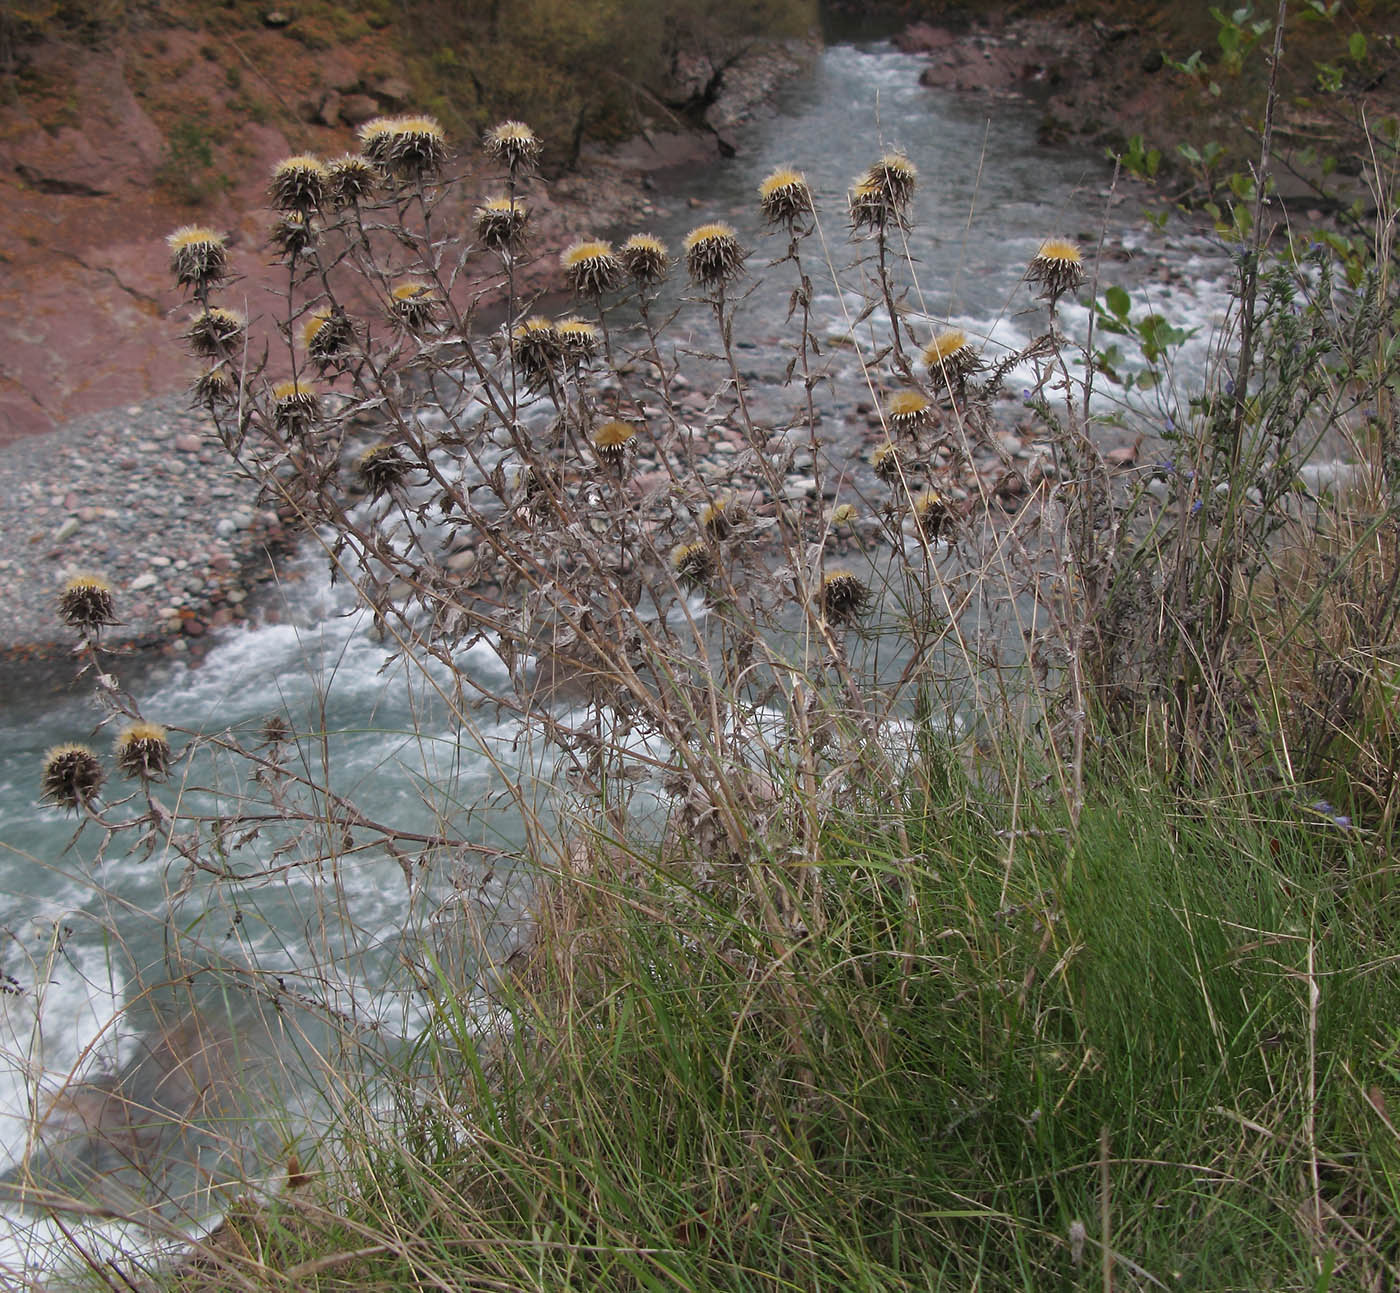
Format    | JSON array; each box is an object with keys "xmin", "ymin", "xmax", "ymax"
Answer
[{"xmin": 0, "ymin": 36, "xmax": 1237, "ymax": 1277}]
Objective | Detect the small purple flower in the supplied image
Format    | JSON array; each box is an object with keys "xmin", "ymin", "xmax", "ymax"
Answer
[
  {"xmin": 1224, "ymin": 379, "xmax": 1236, "ymax": 396},
  {"xmin": 1022, "ymin": 388, "xmax": 1032, "ymax": 404},
  {"xmin": 1333, "ymin": 814, "xmax": 1352, "ymax": 829},
  {"xmin": 1311, "ymin": 799, "xmax": 1334, "ymax": 815},
  {"xmin": 1191, "ymin": 498, "xmax": 1203, "ymax": 514},
  {"xmin": 1165, "ymin": 415, "xmax": 1175, "ymax": 432}
]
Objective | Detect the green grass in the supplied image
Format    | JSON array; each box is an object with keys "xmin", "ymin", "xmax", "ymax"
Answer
[{"xmin": 173, "ymin": 756, "xmax": 1400, "ymax": 1290}]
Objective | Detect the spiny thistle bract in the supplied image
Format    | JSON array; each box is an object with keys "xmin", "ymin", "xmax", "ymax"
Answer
[
  {"xmin": 167, "ymin": 226, "xmax": 228, "ymax": 290},
  {"xmin": 1026, "ymin": 237, "xmax": 1087, "ymax": 299},
  {"xmin": 270, "ymin": 154, "xmax": 329, "ymax": 212},
  {"xmin": 671, "ymin": 541, "xmax": 717, "ymax": 588},
  {"xmin": 382, "ymin": 116, "xmax": 447, "ymax": 181},
  {"xmin": 483, "ymin": 120, "xmax": 541, "ymax": 171},
  {"xmin": 887, "ymin": 389, "xmax": 932, "ymax": 436},
  {"xmin": 475, "ymin": 196, "xmax": 529, "ymax": 254},
  {"xmin": 872, "ymin": 441, "xmax": 906, "ymax": 484},
  {"xmin": 922, "ymin": 328, "xmax": 983, "ymax": 384},
  {"xmin": 271, "ymin": 380, "xmax": 319, "ymax": 435},
  {"xmin": 561, "ymin": 239, "xmax": 623, "ymax": 296},
  {"xmin": 58, "ymin": 573, "xmax": 117, "ymax": 631},
  {"xmin": 40, "ymin": 744, "xmax": 104, "ymax": 812},
  {"xmin": 357, "ymin": 442, "xmax": 410, "ymax": 496},
  {"xmin": 271, "ymin": 211, "xmax": 316, "ymax": 258},
  {"xmin": 114, "ymin": 722, "xmax": 171, "ymax": 782},
  {"xmin": 187, "ymin": 307, "xmax": 245, "ymax": 358},
  {"xmin": 511, "ymin": 316, "xmax": 562, "ymax": 389},
  {"xmin": 591, "ymin": 419, "xmax": 637, "ymax": 466},
  {"xmin": 326, "ymin": 154, "xmax": 379, "ymax": 206},
  {"xmin": 303, "ymin": 309, "xmax": 352, "ymax": 364},
  {"xmin": 683, "ymin": 222, "xmax": 746, "ymax": 290},
  {"xmin": 758, "ymin": 166, "xmax": 814, "ymax": 228},
  {"xmin": 390, "ymin": 280, "xmax": 437, "ymax": 331},
  {"xmin": 863, "ymin": 153, "xmax": 917, "ymax": 209},
  {"xmin": 557, "ymin": 317, "xmax": 599, "ymax": 363},
  {"xmin": 620, "ymin": 233, "xmax": 669, "ymax": 285},
  {"xmin": 818, "ymin": 570, "xmax": 869, "ymax": 624}
]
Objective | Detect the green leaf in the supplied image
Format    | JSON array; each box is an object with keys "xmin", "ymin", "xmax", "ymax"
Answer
[
  {"xmin": 1349, "ymin": 31, "xmax": 1368, "ymax": 62},
  {"xmin": 1105, "ymin": 285, "xmax": 1132, "ymax": 318}
]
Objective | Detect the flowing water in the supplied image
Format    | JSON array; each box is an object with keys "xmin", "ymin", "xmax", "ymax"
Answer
[{"xmin": 0, "ymin": 37, "xmax": 1239, "ymax": 1273}]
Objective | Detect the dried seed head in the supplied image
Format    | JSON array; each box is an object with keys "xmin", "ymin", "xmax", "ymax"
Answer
[
  {"xmin": 591, "ymin": 419, "xmax": 637, "ymax": 465},
  {"xmin": 872, "ymin": 441, "xmax": 906, "ymax": 484},
  {"xmin": 167, "ymin": 225, "xmax": 228, "ymax": 289},
  {"xmin": 758, "ymin": 165, "xmax": 814, "ymax": 228},
  {"xmin": 192, "ymin": 365, "xmax": 235, "ymax": 406},
  {"xmin": 326, "ymin": 153, "xmax": 379, "ymax": 206},
  {"xmin": 271, "ymin": 211, "xmax": 317, "ymax": 258},
  {"xmin": 510, "ymin": 316, "xmax": 562, "ymax": 389},
  {"xmin": 390, "ymin": 280, "xmax": 437, "ymax": 331},
  {"xmin": 671, "ymin": 541, "xmax": 717, "ymax": 588},
  {"xmin": 829, "ymin": 502, "xmax": 858, "ymax": 528},
  {"xmin": 40, "ymin": 744, "xmax": 104, "ymax": 812},
  {"xmin": 114, "ymin": 721, "xmax": 171, "ymax": 781},
  {"xmin": 58, "ymin": 573, "xmax": 117, "ymax": 631},
  {"xmin": 483, "ymin": 120, "xmax": 541, "ymax": 171},
  {"xmin": 911, "ymin": 488, "xmax": 950, "ymax": 539},
  {"xmin": 887, "ymin": 389, "xmax": 932, "ymax": 436},
  {"xmin": 475, "ymin": 195, "xmax": 528, "ymax": 253},
  {"xmin": 262, "ymin": 714, "xmax": 291, "ymax": 745},
  {"xmin": 700, "ymin": 495, "xmax": 747, "ymax": 540},
  {"xmin": 683, "ymin": 222, "xmax": 746, "ymax": 289},
  {"xmin": 862, "ymin": 153, "xmax": 917, "ymax": 210},
  {"xmin": 271, "ymin": 380, "xmax": 319, "ymax": 435},
  {"xmin": 1026, "ymin": 237, "xmax": 1086, "ymax": 299},
  {"xmin": 922, "ymin": 328, "xmax": 983, "ymax": 384},
  {"xmin": 303, "ymin": 309, "xmax": 352, "ymax": 364},
  {"xmin": 620, "ymin": 233, "xmax": 669, "ymax": 285},
  {"xmin": 556, "ymin": 316, "xmax": 599, "ymax": 363},
  {"xmin": 187, "ymin": 307, "xmax": 245, "ymax": 358},
  {"xmin": 847, "ymin": 178, "xmax": 898, "ymax": 233},
  {"xmin": 818, "ymin": 570, "xmax": 869, "ymax": 624},
  {"xmin": 382, "ymin": 115, "xmax": 447, "ymax": 181},
  {"xmin": 561, "ymin": 239, "xmax": 623, "ymax": 296},
  {"xmin": 270, "ymin": 154, "xmax": 328, "ymax": 212},
  {"xmin": 357, "ymin": 118, "xmax": 399, "ymax": 167},
  {"xmin": 357, "ymin": 441, "xmax": 410, "ymax": 496}
]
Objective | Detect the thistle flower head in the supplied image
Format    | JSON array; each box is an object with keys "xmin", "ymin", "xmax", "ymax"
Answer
[
  {"xmin": 872, "ymin": 441, "xmax": 906, "ymax": 484},
  {"xmin": 483, "ymin": 120, "xmax": 541, "ymax": 171},
  {"xmin": 167, "ymin": 226, "xmax": 228, "ymax": 289},
  {"xmin": 758, "ymin": 165, "xmax": 813, "ymax": 228},
  {"xmin": 671, "ymin": 541, "xmax": 717, "ymax": 588},
  {"xmin": 561, "ymin": 239, "xmax": 623, "ymax": 296},
  {"xmin": 510, "ymin": 316, "xmax": 562, "ymax": 388},
  {"xmin": 591, "ymin": 419, "xmax": 637, "ymax": 465},
  {"xmin": 863, "ymin": 153, "xmax": 917, "ymax": 208},
  {"xmin": 847, "ymin": 178, "xmax": 899, "ymax": 233},
  {"xmin": 269, "ymin": 154, "xmax": 328, "ymax": 212},
  {"xmin": 1026, "ymin": 237, "xmax": 1086, "ymax": 299},
  {"xmin": 620, "ymin": 233, "xmax": 669, "ymax": 285},
  {"xmin": 556, "ymin": 316, "xmax": 599, "ymax": 363},
  {"xmin": 192, "ymin": 366, "xmax": 234, "ymax": 406},
  {"xmin": 922, "ymin": 328, "xmax": 983, "ymax": 384},
  {"xmin": 357, "ymin": 118, "xmax": 399, "ymax": 166},
  {"xmin": 187, "ymin": 307, "xmax": 245, "ymax": 358},
  {"xmin": 818, "ymin": 570, "xmax": 869, "ymax": 624},
  {"xmin": 912, "ymin": 488, "xmax": 950, "ymax": 539},
  {"xmin": 40, "ymin": 744, "xmax": 103, "ymax": 812},
  {"xmin": 58, "ymin": 573, "xmax": 116, "ymax": 631},
  {"xmin": 390, "ymin": 280, "xmax": 437, "ymax": 331},
  {"xmin": 114, "ymin": 722, "xmax": 171, "ymax": 781},
  {"xmin": 382, "ymin": 115, "xmax": 447, "ymax": 181},
  {"xmin": 700, "ymin": 495, "xmax": 747, "ymax": 540},
  {"xmin": 887, "ymin": 389, "xmax": 932, "ymax": 436},
  {"xmin": 683, "ymin": 222, "xmax": 746, "ymax": 289},
  {"xmin": 271, "ymin": 380, "xmax": 319, "ymax": 435},
  {"xmin": 357, "ymin": 441, "xmax": 410, "ymax": 496},
  {"xmin": 303, "ymin": 309, "xmax": 351, "ymax": 364},
  {"xmin": 271, "ymin": 211, "xmax": 316, "ymax": 258},
  {"xmin": 326, "ymin": 153, "xmax": 379, "ymax": 206},
  {"xmin": 475, "ymin": 195, "xmax": 528, "ymax": 253}
]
